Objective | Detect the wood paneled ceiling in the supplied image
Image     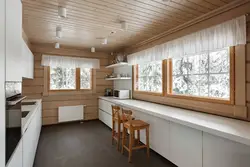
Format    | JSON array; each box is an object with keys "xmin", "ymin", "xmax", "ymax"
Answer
[{"xmin": 23, "ymin": 0, "xmax": 236, "ymax": 52}]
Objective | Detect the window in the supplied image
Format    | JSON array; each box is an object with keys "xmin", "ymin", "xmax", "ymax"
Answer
[
  {"xmin": 135, "ymin": 61, "xmax": 163, "ymax": 93},
  {"xmin": 133, "ymin": 47, "xmax": 234, "ymax": 104},
  {"xmin": 49, "ymin": 67, "xmax": 92, "ymax": 91},
  {"xmin": 80, "ymin": 68, "xmax": 91, "ymax": 89},
  {"xmin": 168, "ymin": 47, "xmax": 234, "ymax": 103}
]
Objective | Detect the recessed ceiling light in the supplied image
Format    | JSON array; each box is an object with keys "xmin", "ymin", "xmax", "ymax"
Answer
[
  {"xmin": 58, "ymin": 6, "xmax": 67, "ymax": 18},
  {"xmin": 91, "ymin": 47, "xmax": 95, "ymax": 53},
  {"xmin": 55, "ymin": 42, "xmax": 60, "ymax": 49}
]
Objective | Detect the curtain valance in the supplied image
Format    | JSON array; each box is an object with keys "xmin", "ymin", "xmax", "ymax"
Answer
[
  {"xmin": 128, "ymin": 15, "xmax": 246, "ymax": 65},
  {"xmin": 41, "ymin": 55, "xmax": 100, "ymax": 69}
]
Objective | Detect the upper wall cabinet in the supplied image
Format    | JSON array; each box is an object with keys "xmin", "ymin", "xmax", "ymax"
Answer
[
  {"xmin": 22, "ymin": 40, "xmax": 34, "ymax": 79},
  {"xmin": 6, "ymin": 0, "xmax": 22, "ymax": 81}
]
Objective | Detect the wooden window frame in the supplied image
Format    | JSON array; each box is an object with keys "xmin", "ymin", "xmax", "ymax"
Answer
[
  {"xmin": 133, "ymin": 60, "xmax": 165, "ymax": 96},
  {"xmin": 132, "ymin": 47, "xmax": 235, "ymax": 105},
  {"xmin": 48, "ymin": 67, "xmax": 93, "ymax": 92},
  {"xmin": 166, "ymin": 47, "xmax": 235, "ymax": 105}
]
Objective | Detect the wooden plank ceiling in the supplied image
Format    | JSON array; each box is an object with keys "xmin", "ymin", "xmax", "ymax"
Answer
[{"xmin": 23, "ymin": 0, "xmax": 235, "ymax": 52}]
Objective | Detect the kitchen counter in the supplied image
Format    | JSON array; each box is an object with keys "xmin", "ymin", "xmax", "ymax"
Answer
[
  {"xmin": 99, "ymin": 96, "xmax": 250, "ymax": 146},
  {"xmin": 21, "ymin": 99, "xmax": 42, "ymax": 134}
]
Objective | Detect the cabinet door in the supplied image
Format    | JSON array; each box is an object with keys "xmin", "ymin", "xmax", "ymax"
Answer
[
  {"xmin": 6, "ymin": 0, "xmax": 22, "ymax": 81},
  {"xmin": 6, "ymin": 139, "xmax": 22, "ymax": 167},
  {"xmin": 169, "ymin": 122, "xmax": 202, "ymax": 167},
  {"xmin": 22, "ymin": 41, "xmax": 34, "ymax": 79},
  {"xmin": 23, "ymin": 111, "xmax": 39, "ymax": 167},
  {"xmin": 133, "ymin": 110, "xmax": 170, "ymax": 159},
  {"xmin": 203, "ymin": 133, "xmax": 250, "ymax": 167},
  {"xmin": 98, "ymin": 99, "xmax": 113, "ymax": 115}
]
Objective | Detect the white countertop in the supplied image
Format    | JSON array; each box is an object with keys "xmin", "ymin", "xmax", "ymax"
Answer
[
  {"xmin": 21, "ymin": 99, "xmax": 42, "ymax": 134},
  {"xmin": 99, "ymin": 96, "xmax": 250, "ymax": 146}
]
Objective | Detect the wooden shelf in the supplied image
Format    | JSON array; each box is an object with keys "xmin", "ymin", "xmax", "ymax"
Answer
[
  {"xmin": 105, "ymin": 77, "xmax": 131, "ymax": 81},
  {"xmin": 105, "ymin": 62, "xmax": 129, "ymax": 68}
]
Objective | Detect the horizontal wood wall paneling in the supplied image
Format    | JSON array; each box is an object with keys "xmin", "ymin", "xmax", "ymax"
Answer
[
  {"xmin": 42, "ymin": 117, "xmax": 58, "ymax": 125},
  {"xmin": 247, "ymin": 43, "xmax": 250, "ymax": 62},
  {"xmin": 133, "ymin": 93, "xmax": 237, "ymax": 119},
  {"xmin": 43, "ymin": 109, "xmax": 58, "ymax": 117},
  {"xmin": 247, "ymin": 83, "xmax": 250, "ymax": 103},
  {"xmin": 22, "ymin": 44, "xmax": 113, "ymax": 125},
  {"xmin": 247, "ymin": 63, "xmax": 250, "ymax": 82}
]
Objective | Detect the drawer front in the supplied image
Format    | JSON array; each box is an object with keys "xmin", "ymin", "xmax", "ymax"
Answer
[{"xmin": 99, "ymin": 99, "xmax": 114, "ymax": 115}]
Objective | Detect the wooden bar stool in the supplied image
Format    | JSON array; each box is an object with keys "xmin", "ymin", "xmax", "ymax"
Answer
[
  {"xmin": 111, "ymin": 105, "xmax": 122, "ymax": 151},
  {"xmin": 121, "ymin": 109, "xmax": 150, "ymax": 163}
]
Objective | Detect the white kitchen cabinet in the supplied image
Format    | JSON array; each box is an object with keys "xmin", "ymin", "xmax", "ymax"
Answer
[
  {"xmin": 99, "ymin": 109, "xmax": 112, "ymax": 128},
  {"xmin": 99, "ymin": 99, "xmax": 113, "ymax": 115},
  {"xmin": 6, "ymin": 140, "xmax": 22, "ymax": 167},
  {"xmin": 23, "ymin": 103, "xmax": 42, "ymax": 167},
  {"xmin": 169, "ymin": 122, "xmax": 202, "ymax": 167},
  {"xmin": 22, "ymin": 40, "xmax": 34, "ymax": 79},
  {"xmin": 133, "ymin": 110, "xmax": 170, "ymax": 159},
  {"xmin": 203, "ymin": 132, "xmax": 250, "ymax": 167},
  {"xmin": 6, "ymin": 0, "xmax": 22, "ymax": 81}
]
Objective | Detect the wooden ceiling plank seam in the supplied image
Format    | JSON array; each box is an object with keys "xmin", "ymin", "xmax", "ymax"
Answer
[
  {"xmin": 23, "ymin": 1, "xmax": 180, "ymax": 27},
  {"xmin": 151, "ymin": 0, "xmax": 205, "ymax": 15},
  {"xmin": 134, "ymin": 0, "xmax": 198, "ymax": 18},
  {"xmin": 69, "ymin": 0, "xmax": 187, "ymax": 24},
  {"xmin": 23, "ymin": 13, "xmax": 171, "ymax": 36},
  {"xmin": 23, "ymin": 5, "xmax": 180, "ymax": 29},
  {"xmin": 115, "ymin": 0, "xmax": 195, "ymax": 21},
  {"xmin": 171, "ymin": 0, "xmax": 212, "ymax": 12},
  {"xmin": 201, "ymin": 0, "xmax": 227, "ymax": 6}
]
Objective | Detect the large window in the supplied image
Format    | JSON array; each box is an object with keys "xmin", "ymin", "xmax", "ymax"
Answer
[
  {"xmin": 49, "ymin": 67, "xmax": 92, "ymax": 91},
  {"xmin": 133, "ymin": 47, "xmax": 234, "ymax": 104},
  {"xmin": 135, "ymin": 61, "xmax": 163, "ymax": 93}
]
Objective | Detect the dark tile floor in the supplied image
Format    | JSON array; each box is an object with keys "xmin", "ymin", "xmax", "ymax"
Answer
[{"xmin": 33, "ymin": 120, "xmax": 177, "ymax": 167}]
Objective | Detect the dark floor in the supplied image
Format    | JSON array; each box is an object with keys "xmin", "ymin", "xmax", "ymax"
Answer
[{"xmin": 33, "ymin": 120, "xmax": 176, "ymax": 167}]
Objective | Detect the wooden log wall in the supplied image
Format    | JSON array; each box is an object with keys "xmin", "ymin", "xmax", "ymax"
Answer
[
  {"xmin": 246, "ymin": 15, "xmax": 250, "ymax": 121},
  {"xmin": 22, "ymin": 44, "xmax": 113, "ymax": 125}
]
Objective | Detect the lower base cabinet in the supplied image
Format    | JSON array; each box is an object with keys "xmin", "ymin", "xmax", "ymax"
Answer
[
  {"xmin": 23, "ymin": 104, "xmax": 42, "ymax": 167},
  {"xmin": 6, "ymin": 140, "xmax": 22, "ymax": 167},
  {"xmin": 169, "ymin": 122, "xmax": 202, "ymax": 167},
  {"xmin": 98, "ymin": 99, "xmax": 250, "ymax": 167},
  {"xmin": 99, "ymin": 109, "xmax": 112, "ymax": 128},
  {"xmin": 203, "ymin": 133, "xmax": 250, "ymax": 167}
]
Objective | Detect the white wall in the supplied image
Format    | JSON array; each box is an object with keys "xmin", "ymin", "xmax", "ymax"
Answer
[
  {"xmin": 114, "ymin": 66, "xmax": 132, "ymax": 93},
  {"xmin": 0, "ymin": 0, "xmax": 6, "ymax": 166}
]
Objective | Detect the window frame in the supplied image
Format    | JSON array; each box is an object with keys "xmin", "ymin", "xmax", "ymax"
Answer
[
  {"xmin": 133, "ymin": 47, "xmax": 235, "ymax": 105},
  {"xmin": 48, "ymin": 67, "xmax": 93, "ymax": 92},
  {"xmin": 166, "ymin": 47, "xmax": 235, "ymax": 105},
  {"xmin": 133, "ymin": 60, "xmax": 165, "ymax": 96}
]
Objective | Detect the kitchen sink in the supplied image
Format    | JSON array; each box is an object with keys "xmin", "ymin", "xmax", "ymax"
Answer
[
  {"xmin": 22, "ymin": 111, "xmax": 30, "ymax": 118},
  {"xmin": 21, "ymin": 101, "xmax": 37, "ymax": 105}
]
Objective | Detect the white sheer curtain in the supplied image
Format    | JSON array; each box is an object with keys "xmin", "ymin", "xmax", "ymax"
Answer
[
  {"xmin": 128, "ymin": 15, "xmax": 246, "ymax": 65},
  {"xmin": 41, "ymin": 55, "xmax": 100, "ymax": 69}
]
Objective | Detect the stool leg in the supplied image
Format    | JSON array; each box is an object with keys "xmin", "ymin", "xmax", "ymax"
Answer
[
  {"xmin": 128, "ymin": 128, "xmax": 134, "ymax": 163},
  {"xmin": 137, "ymin": 130, "xmax": 140, "ymax": 145},
  {"xmin": 117, "ymin": 122, "xmax": 121, "ymax": 151},
  {"xmin": 146, "ymin": 127, "xmax": 150, "ymax": 158},
  {"xmin": 121, "ymin": 126, "xmax": 126, "ymax": 154},
  {"xmin": 112, "ymin": 120, "xmax": 115, "ymax": 145}
]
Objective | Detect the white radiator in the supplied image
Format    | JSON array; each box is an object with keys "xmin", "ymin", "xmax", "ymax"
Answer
[{"xmin": 58, "ymin": 105, "xmax": 85, "ymax": 123}]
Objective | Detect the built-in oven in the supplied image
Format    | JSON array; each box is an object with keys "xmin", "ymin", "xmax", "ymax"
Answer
[{"xmin": 5, "ymin": 81, "xmax": 25, "ymax": 164}]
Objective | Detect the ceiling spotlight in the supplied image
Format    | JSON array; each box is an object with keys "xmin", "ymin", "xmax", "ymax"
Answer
[
  {"xmin": 58, "ymin": 6, "xmax": 67, "ymax": 18},
  {"xmin": 55, "ymin": 42, "xmax": 60, "ymax": 49},
  {"xmin": 56, "ymin": 26, "xmax": 62, "ymax": 38},
  {"xmin": 121, "ymin": 21, "xmax": 128, "ymax": 31},
  {"xmin": 91, "ymin": 47, "xmax": 95, "ymax": 53},
  {"xmin": 101, "ymin": 38, "xmax": 108, "ymax": 45}
]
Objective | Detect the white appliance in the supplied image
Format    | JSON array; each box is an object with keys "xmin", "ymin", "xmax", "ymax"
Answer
[{"xmin": 113, "ymin": 89, "xmax": 130, "ymax": 99}]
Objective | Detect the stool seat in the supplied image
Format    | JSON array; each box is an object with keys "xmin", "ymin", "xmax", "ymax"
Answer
[{"xmin": 124, "ymin": 120, "xmax": 149, "ymax": 129}]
